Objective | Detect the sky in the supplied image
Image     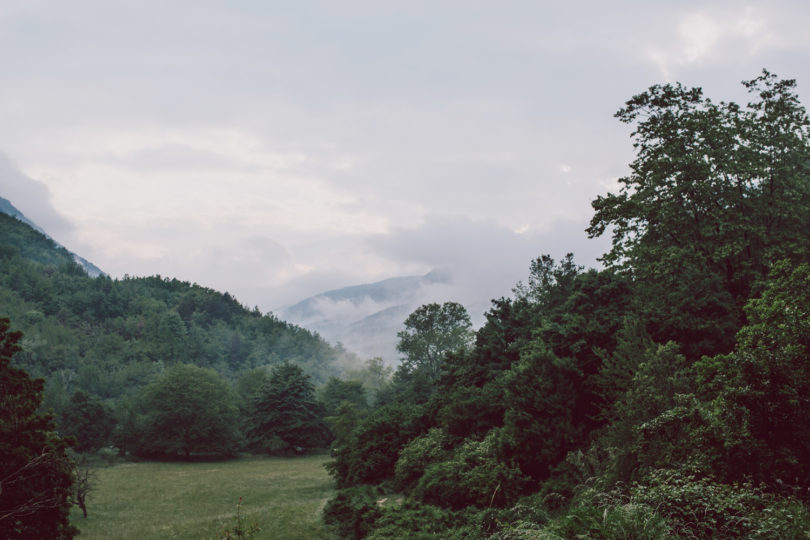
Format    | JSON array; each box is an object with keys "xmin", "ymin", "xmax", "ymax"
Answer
[{"xmin": 1, "ymin": 1, "xmax": 810, "ymax": 315}]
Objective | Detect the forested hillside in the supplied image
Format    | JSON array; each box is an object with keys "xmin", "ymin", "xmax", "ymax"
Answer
[
  {"xmin": 322, "ymin": 71, "xmax": 810, "ymax": 538},
  {"xmin": 0, "ymin": 211, "xmax": 350, "ymax": 447}
]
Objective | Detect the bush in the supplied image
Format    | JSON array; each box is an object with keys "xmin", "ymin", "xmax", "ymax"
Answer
[
  {"xmin": 411, "ymin": 430, "xmax": 531, "ymax": 510},
  {"xmin": 543, "ymin": 502, "xmax": 671, "ymax": 540},
  {"xmin": 367, "ymin": 501, "xmax": 476, "ymax": 539},
  {"xmin": 394, "ymin": 428, "xmax": 451, "ymax": 492},
  {"xmin": 327, "ymin": 403, "xmax": 426, "ymax": 488},
  {"xmin": 631, "ymin": 469, "xmax": 810, "ymax": 539},
  {"xmin": 322, "ymin": 485, "xmax": 382, "ymax": 540}
]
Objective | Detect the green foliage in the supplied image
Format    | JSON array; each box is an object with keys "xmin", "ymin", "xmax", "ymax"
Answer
[
  {"xmin": 394, "ymin": 428, "xmax": 452, "ymax": 492},
  {"xmin": 0, "ymin": 318, "xmax": 76, "ymax": 539},
  {"xmin": 343, "ymin": 357, "xmax": 392, "ymax": 407},
  {"xmin": 124, "ymin": 364, "xmax": 240, "ymax": 458},
  {"xmin": 632, "ymin": 469, "xmax": 810, "ymax": 539},
  {"xmin": 390, "ymin": 302, "xmax": 473, "ymax": 403},
  {"xmin": 327, "ymin": 402, "xmax": 426, "ymax": 488},
  {"xmin": 322, "ymin": 485, "xmax": 381, "ymax": 540},
  {"xmin": 411, "ymin": 430, "xmax": 531, "ymax": 510},
  {"xmin": 60, "ymin": 391, "xmax": 115, "ymax": 453},
  {"xmin": 588, "ymin": 70, "xmax": 810, "ymax": 357},
  {"xmin": 216, "ymin": 497, "xmax": 261, "ymax": 539},
  {"xmin": 246, "ymin": 362, "xmax": 330, "ymax": 454},
  {"xmin": 700, "ymin": 261, "xmax": 810, "ymax": 486},
  {"xmin": 319, "ymin": 376, "xmax": 368, "ymax": 417},
  {"xmin": 499, "ymin": 343, "xmax": 581, "ymax": 483},
  {"xmin": 367, "ymin": 501, "xmax": 478, "ymax": 540},
  {"xmin": 541, "ymin": 501, "xmax": 671, "ymax": 540}
]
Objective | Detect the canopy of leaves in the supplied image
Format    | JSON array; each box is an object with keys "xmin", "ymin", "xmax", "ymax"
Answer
[
  {"xmin": 123, "ymin": 364, "xmax": 240, "ymax": 458},
  {"xmin": 588, "ymin": 70, "xmax": 810, "ymax": 357}
]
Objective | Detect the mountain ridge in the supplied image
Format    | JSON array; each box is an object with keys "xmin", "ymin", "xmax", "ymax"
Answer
[{"xmin": 0, "ymin": 195, "xmax": 104, "ymax": 277}]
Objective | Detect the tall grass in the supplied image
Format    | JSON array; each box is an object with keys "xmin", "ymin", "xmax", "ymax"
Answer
[{"xmin": 69, "ymin": 454, "xmax": 335, "ymax": 539}]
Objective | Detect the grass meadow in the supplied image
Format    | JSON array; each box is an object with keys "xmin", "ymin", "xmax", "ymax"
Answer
[{"xmin": 69, "ymin": 454, "xmax": 335, "ymax": 539}]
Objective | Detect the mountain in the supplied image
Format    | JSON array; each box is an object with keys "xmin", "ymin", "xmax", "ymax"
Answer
[
  {"xmin": 280, "ymin": 270, "xmax": 455, "ymax": 363},
  {"xmin": 0, "ymin": 210, "xmax": 347, "ymax": 389},
  {"xmin": 0, "ymin": 196, "xmax": 104, "ymax": 277}
]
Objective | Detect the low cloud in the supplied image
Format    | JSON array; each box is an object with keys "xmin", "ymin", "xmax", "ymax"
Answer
[
  {"xmin": 368, "ymin": 213, "xmax": 609, "ymax": 309},
  {"xmin": 0, "ymin": 153, "xmax": 75, "ymax": 240}
]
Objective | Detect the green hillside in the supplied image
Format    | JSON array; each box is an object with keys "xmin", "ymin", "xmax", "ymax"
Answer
[{"xmin": 0, "ymin": 211, "xmax": 346, "ymax": 434}]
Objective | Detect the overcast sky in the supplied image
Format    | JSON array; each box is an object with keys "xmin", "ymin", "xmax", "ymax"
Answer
[{"xmin": 1, "ymin": 1, "xmax": 809, "ymax": 312}]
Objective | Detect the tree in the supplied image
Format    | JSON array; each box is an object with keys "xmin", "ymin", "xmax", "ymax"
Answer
[
  {"xmin": 127, "ymin": 364, "xmax": 240, "ymax": 458},
  {"xmin": 715, "ymin": 261, "xmax": 810, "ymax": 487},
  {"xmin": 246, "ymin": 362, "xmax": 329, "ymax": 454},
  {"xmin": 327, "ymin": 402, "xmax": 427, "ymax": 488},
  {"xmin": 68, "ymin": 450, "xmax": 95, "ymax": 519},
  {"xmin": 0, "ymin": 318, "xmax": 76, "ymax": 538},
  {"xmin": 318, "ymin": 377, "xmax": 368, "ymax": 418},
  {"xmin": 60, "ymin": 391, "xmax": 115, "ymax": 453},
  {"xmin": 588, "ymin": 70, "xmax": 810, "ymax": 357},
  {"xmin": 391, "ymin": 302, "xmax": 473, "ymax": 403}
]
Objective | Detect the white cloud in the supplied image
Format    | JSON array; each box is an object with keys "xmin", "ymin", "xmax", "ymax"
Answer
[
  {"xmin": 0, "ymin": 0, "xmax": 808, "ymax": 328},
  {"xmin": 644, "ymin": 5, "xmax": 784, "ymax": 80}
]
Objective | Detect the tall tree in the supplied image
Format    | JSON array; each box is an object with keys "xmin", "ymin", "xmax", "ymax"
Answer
[
  {"xmin": 389, "ymin": 302, "xmax": 473, "ymax": 403},
  {"xmin": 247, "ymin": 362, "xmax": 329, "ymax": 454},
  {"xmin": 0, "ymin": 318, "xmax": 76, "ymax": 539},
  {"xmin": 588, "ymin": 70, "xmax": 810, "ymax": 356}
]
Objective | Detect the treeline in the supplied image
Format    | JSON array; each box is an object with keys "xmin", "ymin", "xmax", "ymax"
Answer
[{"xmin": 321, "ymin": 70, "xmax": 810, "ymax": 538}]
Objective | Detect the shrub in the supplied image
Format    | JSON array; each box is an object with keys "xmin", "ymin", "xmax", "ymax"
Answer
[
  {"xmin": 327, "ymin": 402, "xmax": 426, "ymax": 488},
  {"xmin": 367, "ymin": 502, "xmax": 476, "ymax": 540},
  {"xmin": 631, "ymin": 469, "xmax": 810, "ymax": 539},
  {"xmin": 411, "ymin": 430, "xmax": 531, "ymax": 510},
  {"xmin": 394, "ymin": 428, "xmax": 452, "ymax": 492},
  {"xmin": 322, "ymin": 485, "xmax": 381, "ymax": 540}
]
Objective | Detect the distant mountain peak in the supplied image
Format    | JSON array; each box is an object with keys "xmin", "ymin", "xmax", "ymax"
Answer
[
  {"xmin": 280, "ymin": 270, "xmax": 457, "ymax": 363},
  {"xmin": 0, "ymin": 195, "xmax": 104, "ymax": 277}
]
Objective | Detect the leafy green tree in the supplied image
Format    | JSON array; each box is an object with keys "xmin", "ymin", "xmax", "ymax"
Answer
[
  {"xmin": 384, "ymin": 302, "xmax": 473, "ymax": 404},
  {"xmin": 588, "ymin": 70, "xmax": 810, "ymax": 357},
  {"xmin": 0, "ymin": 318, "xmax": 76, "ymax": 538},
  {"xmin": 397, "ymin": 302, "xmax": 473, "ymax": 384},
  {"xmin": 246, "ymin": 362, "xmax": 329, "ymax": 454},
  {"xmin": 60, "ymin": 391, "xmax": 115, "ymax": 453},
  {"xmin": 319, "ymin": 377, "xmax": 369, "ymax": 449},
  {"xmin": 327, "ymin": 402, "xmax": 427, "ymax": 488},
  {"xmin": 318, "ymin": 377, "xmax": 368, "ymax": 418},
  {"xmin": 343, "ymin": 357, "xmax": 392, "ymax": 407},
  {"xmin": 128, "ymin": 364, "xmax": 240, "ymax": 458},
  {"xmin": 713, "ymin": 261, "xmax": 810, "ymax": 486}
]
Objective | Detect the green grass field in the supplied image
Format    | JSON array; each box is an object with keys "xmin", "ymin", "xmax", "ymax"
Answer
[{"xmin": 69, "ymin": 454, "xmax": 336, "ymax": 539}]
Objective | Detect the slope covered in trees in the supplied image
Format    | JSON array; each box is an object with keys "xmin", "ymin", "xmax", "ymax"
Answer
[
  {"xmin": 0, "ymin": 211, "xmax": 350, "ymax": 461},
  {"xmin": 322, "ymin": 71, "xmax": 810, "ymax": 538}
]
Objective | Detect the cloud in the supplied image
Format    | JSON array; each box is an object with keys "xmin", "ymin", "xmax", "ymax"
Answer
[
  {"xmin": 0, "ymin": 153, "xmax": 74, "ymax": 238},
  {"xmin": 645, "ymin": 6, "xmax": 779, "ymax": 80},
  {"xmin": 368, "ymin": 214, "xmax": 610, "ymax": 306}
]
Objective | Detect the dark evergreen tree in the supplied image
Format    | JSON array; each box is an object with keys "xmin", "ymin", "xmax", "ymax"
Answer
[
  {"xmin": 247, "ymin": 362, "xmax": 330, "ymax": 454},
  {"xmin": 0, "ymin": 318, "xmax": 76, "ymax": 539},
  {"xmin": 60, "ymin": 391, "xmax": 115, "ymax": 453}
]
